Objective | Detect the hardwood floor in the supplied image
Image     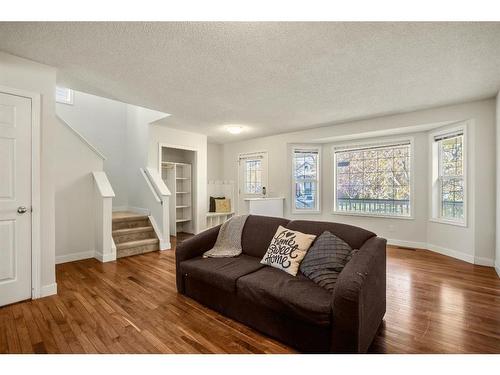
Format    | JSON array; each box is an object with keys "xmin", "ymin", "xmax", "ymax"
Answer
[{"xmin": 1, "ymin": 242, "xmax": 499, "ymax": 354}]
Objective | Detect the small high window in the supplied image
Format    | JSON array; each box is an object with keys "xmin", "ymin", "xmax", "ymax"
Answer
[{"xmin": 55, "ymin": 87, "xmax": 73, "ymax": 105}]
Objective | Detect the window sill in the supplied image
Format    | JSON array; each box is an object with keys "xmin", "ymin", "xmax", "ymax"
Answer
[
  {"xmin": 428, "ymin": 218, "xmax": 467, "ymax": 228},
  {"xmin": 332, "ymin": 211, "xmax": 414, "ymax": 220},
  {"xmin": 291, "ymin": 210, "xmax": 322, "ymax": 215}
]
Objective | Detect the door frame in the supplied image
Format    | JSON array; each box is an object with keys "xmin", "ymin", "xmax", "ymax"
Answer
[
  {"xmin": 0, "ymin": 85, "xmax": 41, "ymax": 299},
  {"xmin": 158, "ymin": 142, "xmax": 199, "ymax": 234}
]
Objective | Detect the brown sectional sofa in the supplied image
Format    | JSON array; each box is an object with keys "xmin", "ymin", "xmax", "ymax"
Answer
[{"xmin": 175, "ymin": 215, "xmax": 386, "ymax": 353}]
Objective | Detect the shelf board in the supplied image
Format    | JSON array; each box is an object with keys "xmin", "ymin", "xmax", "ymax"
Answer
[
  {"xmin": 176, "ymin": 205, "xmax": 191, "ymax": 208},
  {"xmin": 176, "ymin": 191, "xmax": 190, "ymax": 194},
  {"xmin": 176, "ymin": 218, "xmax": 191, "ymax": 223},
  {"xmin": 176, "ymin": 177, "xmax": 190, "ymax": 180}
]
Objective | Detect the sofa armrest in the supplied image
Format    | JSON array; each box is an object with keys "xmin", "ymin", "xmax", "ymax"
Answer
[
  {"xmin": 175, "ymin": 225, "xmax": 221, "ymax": 293},
  {"xmin": 331, "ymin": 236, "xmax": 386, "ymax": 353}
]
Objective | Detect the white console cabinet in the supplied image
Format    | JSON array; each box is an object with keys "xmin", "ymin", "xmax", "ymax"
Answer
[{"xmin": 244, "ymin": 197, "xmax": 285, "ymax": 217}]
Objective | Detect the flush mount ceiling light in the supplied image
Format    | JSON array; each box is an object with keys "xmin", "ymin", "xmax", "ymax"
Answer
[{"xmin": 226, "ymin": 125, "xmax": 243, "ymax": 135}]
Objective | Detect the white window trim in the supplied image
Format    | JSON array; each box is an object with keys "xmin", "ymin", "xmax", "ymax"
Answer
[
  {"xmin": 428, "ymin": 122, "xmax": 468, "ymax": 227},
  {"xmin": 238, "ymin": 151, "xmax": 268, "ymax": 196},
  {"xmin": 291, "ymin": 145, "xmax": 321, "ymax": 214},
  {"xmin": 331, "ymin": 136, "xmax": 415, "ymax": 220}
]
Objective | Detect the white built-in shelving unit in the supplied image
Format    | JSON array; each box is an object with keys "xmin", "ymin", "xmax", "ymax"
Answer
[
  {"xmin": 206, "ymin": 180, "xmax": 235, "ymax": 229},
  {"xmin": 162, "ymin": 161, "xmax": 193, "ymax": 235}
]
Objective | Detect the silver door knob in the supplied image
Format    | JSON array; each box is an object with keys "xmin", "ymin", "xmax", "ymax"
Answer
[{"xmin": 17, "ymin": 206, "xmax": 28, "ymax": 214}]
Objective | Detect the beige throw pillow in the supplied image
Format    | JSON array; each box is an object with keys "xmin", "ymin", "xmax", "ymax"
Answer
[
  {"xmin": 260, "ymin": 226, "xmax": 316, "ymax": 276},
  {"xmin": 215, "ymin": 198, "xmax": 231, "ymax": 213}
]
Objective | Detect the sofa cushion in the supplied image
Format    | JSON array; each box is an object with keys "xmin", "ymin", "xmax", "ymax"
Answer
[
  {"xmin": 241, "ymin": 215, "xmax": 290, "ymax": 258},
  {"xmin": 286, "ymin": 220, "xmax": 375, "ymax": 250},
  {"xmin": 237, "ymin": 266, "xmax": 332, "ymax": 326},
  {"xmin": 180, "ymin": 254, "xmax": 264, "ymax": 293}
]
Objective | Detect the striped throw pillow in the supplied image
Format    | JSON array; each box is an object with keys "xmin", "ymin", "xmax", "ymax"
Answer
[{"xmin": 299, "ymin": 231, "xmax": 357, "ymax": 292}]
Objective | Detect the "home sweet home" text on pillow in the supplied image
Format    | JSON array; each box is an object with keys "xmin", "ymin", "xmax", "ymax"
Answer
[{"xmin": 260, "ymin": 226, "xmax": 316, "ymax": 276}]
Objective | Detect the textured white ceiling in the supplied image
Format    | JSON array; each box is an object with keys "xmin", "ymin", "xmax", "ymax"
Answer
[{"xmin": 1, "ymin": 22, "xmax": 499, "ymax": 143}]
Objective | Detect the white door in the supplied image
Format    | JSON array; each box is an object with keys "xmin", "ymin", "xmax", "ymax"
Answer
[
  {"xmin": 0, "ymin": 91, "xmax": 32, "ymax": 307},
  {"xmin": 237, "ymin": 152, "xmax": 268, "ymax": 214}
]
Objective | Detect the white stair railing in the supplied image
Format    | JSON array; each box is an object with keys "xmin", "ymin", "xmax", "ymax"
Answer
[
  {"xmin": 92, "ymin": 171, "xmax": 116, "ymax": 262},
  {"xmin": 139, "ymin": 168, "xmax": 171, "ymax": 250}
]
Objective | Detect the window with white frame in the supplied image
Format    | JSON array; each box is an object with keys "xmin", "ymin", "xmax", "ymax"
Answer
[
  {"xmin": 55, "ymin": 87, "xmax": 74, "ymax": 105},
  {"xmin": 292, "ymin": 147, "xmax": 320, "ymax": 212},
  {"xmin": 431, "ymin": 129, "xmax": 465, "ymax": 224},
  {"xmin": 239, "ymin": 152, "xmax": 268, "ymax": 195},
  {"xmin": 333, "ymin": 140, "xmax": 412, "ymax": 217}
]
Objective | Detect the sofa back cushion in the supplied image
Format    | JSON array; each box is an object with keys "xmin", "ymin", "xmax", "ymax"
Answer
[
  {"xmin": 286, "ymin": 220, "xmax": 375, "ymax": 250},
  {"xmin": 241, "ymin": 215, "xmax": 290, "ymax": 258}
]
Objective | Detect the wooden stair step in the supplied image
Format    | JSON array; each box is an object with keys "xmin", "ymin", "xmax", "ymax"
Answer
[
  {"xmin": 116, "ymin": 238, "xmax": 158, "ymax": 250},
  {"xmin": 113, "ymin": 226, "xmax": 154, "ymax": 235},
  {"xmin": 112, "ymin": 216, "xmax": 151, "ymax": 230},
  {"xmin": 116, "ymin": 238, "xmax": 159, "ymax": 258},
  {"xmin": 112, "ymin": 215, "xmax": 149, "ymax": 223},
  {"xmin": 113, "ymin": 227, "xmax": 156, "ymax": 244}
]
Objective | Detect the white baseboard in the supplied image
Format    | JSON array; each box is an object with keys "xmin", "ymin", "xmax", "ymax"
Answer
[
  {"xmin": 112, "ymin": 205, "xmax": 128, "ymax": 212},
  {"xmin": 387, "ymin": 239, "xmax": 427, "ymax": 249},
  {"xmin": 495, "ymin": 261, "xmax": 500, "ymax": 278},
  {"xmin": 426, "ymin": 243, "xmax": 475, "ymax": 264},
  {"xmin": 128, "ymin": 206, "xmax": 150, "ymax": 216},
  {"xmin": 40, "ymin": 283, "xmax": 57, "ymax": 298},
  {"xmin": 112, "ymin": 206, "xmax": 150, "ymax": 216},
  {"xmin": 474, "ymin": 256, "xmax": 495, "ymax": 267},
  {"xmin": 148, "ymin": 214, "xmax": 162, "ymax": 241},
  {"xmin": 148, "ymin": 215, "xmax": 172, "ymax": 250},
  {"xmin": 95, "ymin": 251, "xmax": 116, "ymax": 263},
  {"xmin": 56, "ymin": 250, "xmax": 95, "ymax": 264},
  {"xmin": 387, "ymin": 239, "xmax": 496, "ymax": 267},
  {"xmin": 160, "ymin": 241, "xmax": 172, "ymax": 250}
]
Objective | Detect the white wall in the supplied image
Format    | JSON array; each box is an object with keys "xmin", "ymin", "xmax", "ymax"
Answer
[
  {"xmin": 57, "ymin": 91, "xmax": 128, "ymax": 207},
  {"xmin": 0, "ymin": 52, "xmax": 57, "ymax": 295},
  {"xmin": 223, "ymin": 99, "xmax": 497, "ymax": 266},
  {"xmin": 496, "ymin": 92, "xmax": 500, "ymax": 276},
  {"xmin": 55, "ymin": 92, "xmax": 169, "ymax": 263},
  {"xmin": 148, "ymin": 125, "xmax": 208, "ymax": 234},
  {"xmin": 55, "ymin": 95, "xmax": 168, "ymax": 262},
  {"xmin": 207, "ymin": 143, "xmax": 224, "ymax": 181},
  {"xmin": 56, "ymin": 91, "xmax": 168, "ymax": 211},
  {"xmin": 126, "ymin": 105, "xmax": 168, "ymax": 211},
  {"xmin": 53, "ymin": 119, "xmax": 104, "ymax": 263}
]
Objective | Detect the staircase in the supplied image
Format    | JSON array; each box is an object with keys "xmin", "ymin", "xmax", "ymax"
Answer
[{"xmin": 112, "ymin": 212, "xmax": 159, "ymax": 258}]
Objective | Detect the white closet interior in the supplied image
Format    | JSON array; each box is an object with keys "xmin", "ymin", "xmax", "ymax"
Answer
[{"xmin": 160, "ymin": 146, "xmax": 196, "ymax": 236}]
